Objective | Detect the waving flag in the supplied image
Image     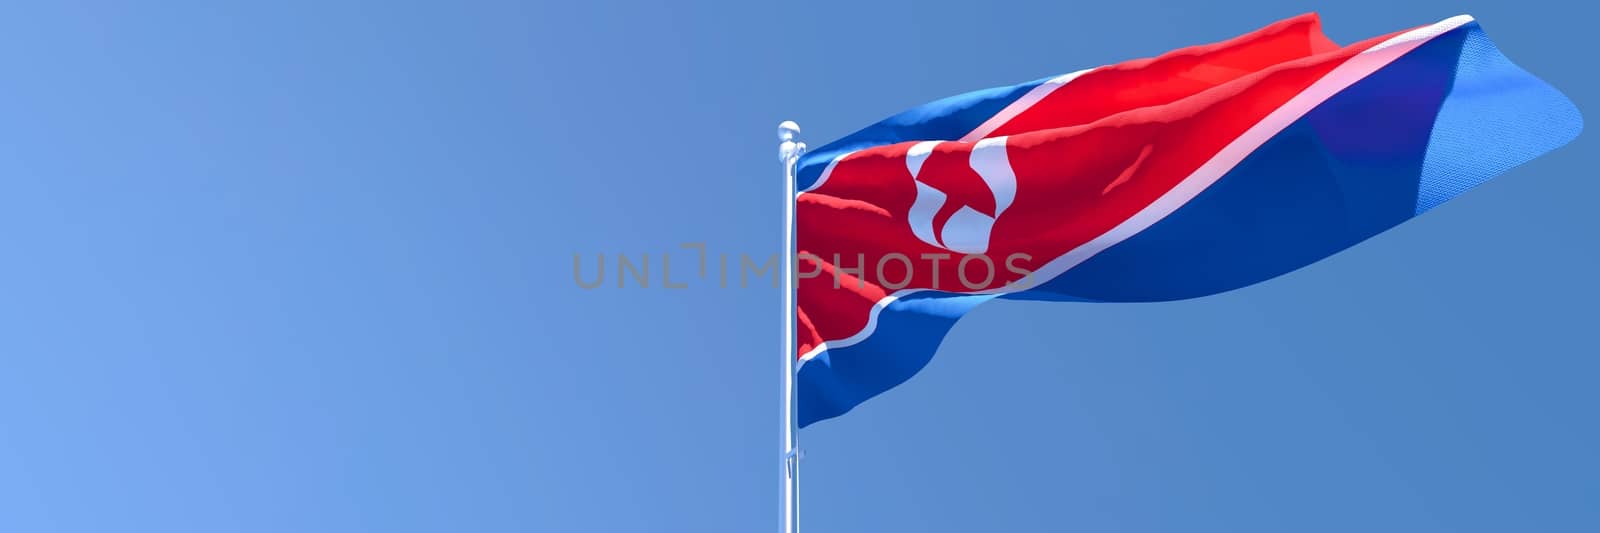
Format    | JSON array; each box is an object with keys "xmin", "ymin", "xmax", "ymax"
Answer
[{"xmin": 792, "ymin": 13, "xmax": 1581, "ymax": 427}]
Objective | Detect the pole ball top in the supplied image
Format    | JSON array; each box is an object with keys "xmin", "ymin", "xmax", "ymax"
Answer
[{"xmin": 778, "ymin": 121, "xmax": 801, "ymax": 142}]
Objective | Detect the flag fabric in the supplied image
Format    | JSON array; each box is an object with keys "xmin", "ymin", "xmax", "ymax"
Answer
[{"xmin": 793, "ymin": 13, "xmax": 1581, "ymax": 427}]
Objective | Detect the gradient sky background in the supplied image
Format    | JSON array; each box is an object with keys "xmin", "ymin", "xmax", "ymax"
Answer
[{"xmin": 0, "ymin": 1, "xmax": 1595, "ymax": 531}]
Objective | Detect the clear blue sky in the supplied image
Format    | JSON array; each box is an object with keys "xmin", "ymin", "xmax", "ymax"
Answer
[{"xmin": 0, "ymin": 1, "xmax": 1594, "ymax": 532}]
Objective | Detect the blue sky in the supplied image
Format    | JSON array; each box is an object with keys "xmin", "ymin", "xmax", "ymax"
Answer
[{"xmin": 0, "ymin": 1, "xmax": 1595, "ymax": 531}]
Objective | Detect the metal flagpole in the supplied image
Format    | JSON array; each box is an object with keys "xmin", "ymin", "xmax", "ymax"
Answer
[{"xmin": 778, "ymin": 121, "xmax": 805, "ymax": 533}]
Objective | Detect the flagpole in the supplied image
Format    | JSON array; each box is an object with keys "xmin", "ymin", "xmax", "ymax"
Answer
[{"xmin": 778, "ymin": 120, "xmax": 805, "ymax": 533}]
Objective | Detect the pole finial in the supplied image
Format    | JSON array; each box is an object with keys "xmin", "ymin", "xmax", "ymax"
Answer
[{"xmin": 778, "ymin": 121, "xmax": 806, "ymax": 165}]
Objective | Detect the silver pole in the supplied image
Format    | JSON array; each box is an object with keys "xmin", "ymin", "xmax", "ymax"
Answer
[{"xmin": 777, "ymin": 121, "xmax": 805, "ymax": 533}]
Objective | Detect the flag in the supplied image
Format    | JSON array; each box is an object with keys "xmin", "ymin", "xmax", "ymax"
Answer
[{"xmin": 793, "ymin": 13, "xmax": 1581, "ymax": 427}]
